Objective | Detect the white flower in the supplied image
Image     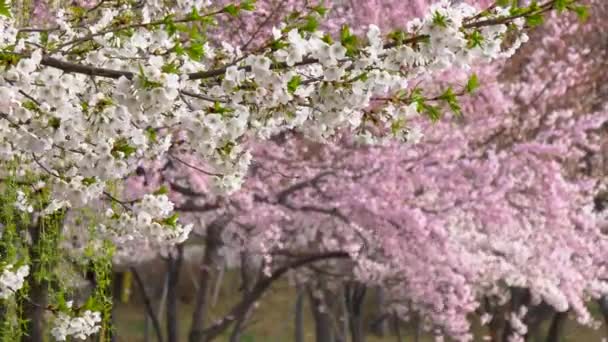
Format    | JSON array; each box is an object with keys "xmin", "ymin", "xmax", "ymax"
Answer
[
  {"xmin": 224, "ymin": 66, "xmax": 246, "ymax": 86},
  {"xmin": 14, "ymin": 191, "xmax": 33, "ymax": 213},
  {"xmin": 323, "ymin": 66, "xmax": 345, "ymax": 82},
  {"xmin": 43, "ymin": 199, "xmax": 70, "ymax": 215},
  {"xmin": 0, "ymin": 264, "xmax": 29, "ymax": 299},
  {"xmin": 51, "ymin": 310, "xmax": 101, "ymax": 341},
  {"xmin": 406, "ymin": 126, "xmax": 424, "ymax": 144},
  {"xmin": 272, "ymin": 26, "xmax": 282, "ymax": 40}
]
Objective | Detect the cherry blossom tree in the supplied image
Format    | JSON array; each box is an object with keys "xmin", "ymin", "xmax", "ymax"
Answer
[
  {"xmin": 117, "ymin": 2, "xmax": 608, "ymax": 342},
  {"xmin": 0, "ymin": 0, "xmax": 593, "ymax": 341}
]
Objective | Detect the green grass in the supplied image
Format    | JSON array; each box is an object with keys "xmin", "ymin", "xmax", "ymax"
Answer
[{"xmin": 113, "ymin": 275, "xmax": 608, "ymax": 342}]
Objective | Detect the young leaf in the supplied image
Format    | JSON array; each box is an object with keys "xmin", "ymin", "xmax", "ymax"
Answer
[
  {"xmin": 0, "ymin": 0, "xmax": 10, "ymax": 17},
  {"xmin": 287, "ymin": 75, "xmax": 302, "ymax": 94},
  {"xmin": 570, "ymin": 5, "xmax": 589, "ymax": 22},
  {"xmin": 466, "ymin": 74, "xmax": 479, "ymax": 93},
  {"xmin": 223, "ymin": 4, "xmax": 240, "ymax": 16}
]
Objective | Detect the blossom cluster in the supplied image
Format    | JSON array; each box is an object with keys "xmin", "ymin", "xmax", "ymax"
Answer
[
  {"xmin": 50, "ymin": 309, "xmax": 102, "ymax": 341},
  {"xmin": 0, "ymin": 264, "xmax": 29, "ymax": 299},
  {"xmin": 0, "ymin": 0, "xmax": 528, "ymax": 194},
  {"xmin": 0, "ymin": 0, "xmax": 542, "ymax": 278}
]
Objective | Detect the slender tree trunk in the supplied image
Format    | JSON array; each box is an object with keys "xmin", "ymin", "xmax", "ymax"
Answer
[
  {"xmin": 166, "ymin": 245, "xmax": 184, "ymax": 342},
  {"xmin": 524, "ymin": 303, "xmax": 554, "ymax": 341},
  {"xmin": 188, "ymin": 252, "xmax": 213, "ymax": 342},
  {"xmin": 369, "ymin": 288, "xmax": 387, "ymax": 337},
  {"xmin": 412, "ymin": 313, "xmax": 422, "ymax": 342},
  {"xmin": 229, "ymin": 251, "xmax": 260, "ymax": 342},
  {"xmin": 188, "ymin": 222, "xmax": 227, "ymax": 342},
  {"xmin": 189, "ymin": 216, "xmax": 227, "ymax": 342},
  {"xmin": 545, "ymin": 312, "xmax": 567, "ymax": 342},
  {"xmin": 144, "ymin": 313, "xmax": 150, "ymax": 342},
  {"xmin": 599, "ymin": 296, "xmax": 608, "ymax": 337},
  {"xmin": 345, "ymin": 282, "xmax": 367, "ymax": 342},
  {"xmin": 23, "ymin": 276, "xmax": 47, "ymax": 342},
  {"xmin": 132, "ymin": 267, "xmax": 163, "ymax": 342},
  {"xmin": 501, "ymin": 288, "xmax": 531, "ymax": 342},
  {"xmin": 295, "ymin": 288, "xmax": 305, "ymax": 342},
  {"xmin": 309, "ymin": 287, "xmax": 335, "ymax": 342},
  {"xmin": 24, "ymin": 223, "xmax": 48, "ymax": 342},
  {"xmin": 489, "ymin": 312, "xmax": 506, "ymax": 342},
  {"xmin": 393, "ymin": 313, "xmax": 404, "ymax": 342}
]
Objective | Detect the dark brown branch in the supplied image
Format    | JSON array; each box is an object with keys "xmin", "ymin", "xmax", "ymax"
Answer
[{"xmin": 199, "ymin": 251, "xmax": 350, "ymax": 341}]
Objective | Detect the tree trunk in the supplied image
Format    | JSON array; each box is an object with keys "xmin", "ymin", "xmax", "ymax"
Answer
[
  {"xmin": 524, "ymin": 303, "xmax": 554, "ymax": 341},
  {"xmin": 369, "ymin": 288, "xmax": 387, "ymax": 337},
  {"xmin": 166, "ymin": 245, "xmax": 184, "ymax": 342},
  {"xmin": 392, "ymin": 313, "xmax": 404, "ymax": 342},
  {"xmin": 188, "ymin": 248, "xmax": 214, "ymax": 342},
  {"xmin": 412, "ymin": 313, "xmax": 422, "ymax": 342},
  {"xmin": 144, "ymin": 313, "xmax": 150, "ymax": 342},
  {"xmin": 501, "ymin": 288, "xmax": 530, "ymax": 342},
  {"xmin": 545, "ymin": 312, "xmax": 567, "ymax": 342},
  {"xmin": 295, "ymin": 288, "xmax": 305, "ymax": 342},
  {"xmin": 189, "ymin": 216, "xmax": 227, "ymax": 342},
  {"xmin": 132, "ymin": 267, "xmax": 163, "ymax": 342},
  {"xmin": 599, "ymin": 296, "xmax": 608, "ymax": 337},
  {"xmin": 309, "ymin": 287, "xmax": 335, "ymax": 342},
  {"xmin": 489, "ymin": 312, "xmax": 506, "ymax": 342},
  {"xmin": 23, "ymin": 223, "xmax": 48, "ymax": 342},
  {"xmin": 345, "ymin": 282, "xmax": 367, "ymax": 342},
  {"xmin": 229, "ymin": 251, "xmax": 260, "ymax": 342},
  {"xmin": 23, "ymin": 275, "xmax": 47, "ymax": 342}
]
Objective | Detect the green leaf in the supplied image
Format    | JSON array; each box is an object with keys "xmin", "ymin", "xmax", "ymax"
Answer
[
  {"xmin": 439, "ymin": 87, "xmax": 461, "ymax": 116},
  {"xmin": 390, "ymin": 119, "xmax": 404, "ymax": 136},
  {"xmin": 287, "ymin": 75, "xmax": 301, "ymax": 94},
  {"xmin": 321, "ymin": 33, "xmax": 333, "ymax": 44},
  {"xmin": 349, "ymin": 72, "xmax": 368, "ymax": 82},
  {"xmin": 162, "ymin": 213, "xmax": 179, "ymax": 227},
  {"xmin": 22, "ymin": 101, "xmax": 40, "ymax": 112},
  {"xmin": 145, "ymin": 127, "xmax": 157, "ymax": 143},
  {"xmin": 188, "ymin": 7, "xmax": 201, "ymax": 20},
  {"xmin": 431, "ymin": 11, "xmax": 448, "ymax": 28},
  {"xmin": 153, "ymin": 185, "xmax": 169, "ymax": 195},
  {"xmin": 465, "ymin": 74, "xmax": 479, "ymax": 93},
  {"xmin": 223, "ymin": 4, "xmax": 239, "ymax": 16},
  {"xmin": 48, "ymin": 117, "xmax": 61, "ymax": 130},
  {"xmin": 421, "ymin": 103, "xmax": 441, "ymax": 121},
  {"xmin": 270, "ymin": 39, "xmax": 288, "ymax": 51},
  {"xmin": 388, "ymin": 30, "xmax": 408, "ymax": 45},
  {"xmin": 410, "ymin": 88, "xmax": 424, "ymax": 103},
  {"xmin": 0, "ymin": 0, "xmax": 10, "ymax": 17},
  {"xmin": 240, "ymin": 0, "xmax": 256, "ymax": 11},
  {"xmin": 81, "ymin": 177, "xmax": 97, "ymax": 186},
  {"xmin": 300, "ymin": 15, "xmax": 318, "ymax": 33},
  {"xmin": 466, "ymin": 30, "xmax": 484, "ymax": 49},
  {"xmin": 570, "ymin": 5, "xmax": 589, "ymax": 22},
  {"xmin": 340, "ymin": 25, "xmax": 359, "ymax": 56},
  {"xmin": 526, "ymin": 12, "xmax": 544, "ymax": 27},
  {"xmin": 555, "ymin": 0, "xmax": 568, "ymax": 12},
  {"xmin": 186, "ymin": 41, "xmax": 206, "ymax": 61},
  {"xmin": 209, "ymin": 102, "xmax": 235, "ymax": 115},
  {"xmin": 163, "ymin": 14, "xmax": 178, "ymax": 36},
  {"xmin": 172, "ymin": 41, "xmax": 185, "ymax": 56},
  {"xmin": 111, "ymin": 138, "xmax": 137, "ymax": 158},
  {"xmin": 311, "ymin": 4, "xmax": 328, "ymax": 17},
  {"xmin": 161, "ymin": 62, "xmax": 180, "ymax": 74}
]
